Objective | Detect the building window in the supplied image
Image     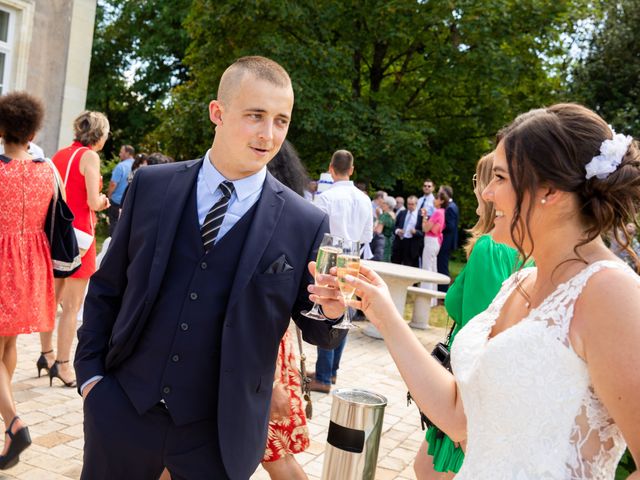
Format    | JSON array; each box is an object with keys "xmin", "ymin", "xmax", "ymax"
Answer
[{"xmin": 0, "ymin": 7, "xmax": 13, "ymax": 95}]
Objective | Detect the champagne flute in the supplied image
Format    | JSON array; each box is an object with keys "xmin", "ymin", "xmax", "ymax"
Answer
[
  {"xmin": 333, "ymin": 240, "xmax": 361, "ymax": 329},
  {"xmin": 302, "ymin": 233, "xmax": 343, "ymax": 320}
]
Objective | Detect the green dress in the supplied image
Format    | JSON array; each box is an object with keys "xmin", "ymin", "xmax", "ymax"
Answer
[
  {"xmin": 378, "ymin": 212, "xmax": 396, "ymax": 262},
  {"xmin": 425, "ymin": 234, "xmax": 519, "ymax": 473}
]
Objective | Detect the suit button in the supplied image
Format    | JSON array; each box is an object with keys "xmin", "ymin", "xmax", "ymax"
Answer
[
  {"xmin": 180, "ymin": 323, "xmax": 189, "ymax": 331},
  {"xmin": 172, "ymin": 355, "xmax": 180, "ymax": 362},
  {"xmin": 189, "ymin": 292, "xmax": 198, "ymax": 300},
  {"xmin": 201, "ymin": 262, "xmax": 208, "ymax": 269},
  {"xmin": 163, "ymin": 386, "xmax": 171, "ymax": 394}
]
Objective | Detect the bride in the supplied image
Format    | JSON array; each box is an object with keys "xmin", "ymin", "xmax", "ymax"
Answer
[{"xmin": 310, "ymin": 103, "xmax": 640, "ymax": 479}]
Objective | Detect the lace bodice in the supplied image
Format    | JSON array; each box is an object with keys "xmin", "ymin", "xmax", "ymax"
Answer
[{"xmin": 451, "ymin": 260, "xmax": 632, "ymax": 479}]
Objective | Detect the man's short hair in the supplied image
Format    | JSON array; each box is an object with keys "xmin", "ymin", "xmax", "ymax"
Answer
[
  {"xmin": 407, "ymin": 195, "xmax": 419, "ymax": 202},
  {"xmin": 424, "ymin": 178, "xmax": 433, "ymax": 185},
  {"xmin": 217, "ymin": 56, "xmax": 292, "ymax": 106},
  {"xmin": 122, "ymin": 145, "xmax": 135, "ymax": 156},
  {"xmin": 374, "ymin": 191, "xmax": 386, "ymax": 200},
  {"xmin": 330, "ymin": 149, "xmax": 354, "ymax": 176}
]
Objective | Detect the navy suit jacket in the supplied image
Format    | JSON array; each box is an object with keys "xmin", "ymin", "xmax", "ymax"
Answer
[
  {"xmin": 442, "ymin": 200, "xmax": 459, "ymax": 252},
  {"xmin": 393, "ymin": 208, "xmax": 424, "ymax": 258},
  {"xmin": 75, "ymin": 159, "xmax": 345, "ymax": 479}
]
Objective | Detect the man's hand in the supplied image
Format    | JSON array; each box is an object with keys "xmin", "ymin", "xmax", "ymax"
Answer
[
  {"xmin": 82, "ymin": 379, "xmax": 101, "ymax": 400},
  {"xmin": 269, "ymin": 382, "xmax": 290, "ymax": 421},
  {"xmin": 396, "ymin": 228, "xmax": 404, "ymax": 237},
  {"xmin": 308, "ymin": 262, "xmax": 344, "ymax": 319}
]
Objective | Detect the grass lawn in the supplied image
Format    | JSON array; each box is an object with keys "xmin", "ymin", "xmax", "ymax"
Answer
[{"xmin": 403, "ymin": 258, "xmax": 465, "ymax": 329}]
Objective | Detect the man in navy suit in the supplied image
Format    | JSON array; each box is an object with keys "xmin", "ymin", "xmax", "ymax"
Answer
[
  {"xmin": 391, "ymin": 195, "xmax": 424, "ymax": 267},
  {"xmin": 74, "ymin": 56, "xmax": 347, "ymax": 479},
  {"xmin": 436, "ymin": 185, "xmax": 459, "ymax": 291}
]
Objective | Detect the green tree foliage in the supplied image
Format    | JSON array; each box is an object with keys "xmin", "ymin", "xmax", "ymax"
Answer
[
  {"xmin": 571, "ymin": 1, "xmax": 640, "ymax": 135},
  {"xmin": 86, "ymin": 0, "xmax": 192, "ymax": 158},
  {"xmin": 147, "ymin": 0, "xmax": 589, "ymax": 226}
]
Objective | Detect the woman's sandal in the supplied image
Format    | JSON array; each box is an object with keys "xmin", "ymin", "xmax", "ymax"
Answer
[{"xmin": 0, "ymin": 416, "xmax": 31, "ymax": 470}]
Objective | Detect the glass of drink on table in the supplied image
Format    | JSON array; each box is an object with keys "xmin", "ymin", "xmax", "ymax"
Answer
[
  {"xmin": 333, "ymin": 240, "xmax": 361, "ymax": 329},
  {"xmin": 302, "ymin": 233, "xmax": 343, "ymax": 320}
]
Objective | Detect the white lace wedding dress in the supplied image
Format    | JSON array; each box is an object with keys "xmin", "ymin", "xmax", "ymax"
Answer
[{"xmin": 451, "ymin": 260, "xmax": 632, "ymax": 479}]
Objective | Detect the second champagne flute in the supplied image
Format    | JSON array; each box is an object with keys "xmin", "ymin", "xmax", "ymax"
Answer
[{"xmin": 333, "ymin": 240, "xmax": 361, "ymax": 329}]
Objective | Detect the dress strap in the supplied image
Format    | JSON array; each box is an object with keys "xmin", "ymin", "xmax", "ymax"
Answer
[
  {"xmin": 564, "ymin": 260, "xmax": 633, "ymax": 299},
  {"xmin": 549, "ymin": 260, "xmax": 635, "ymax": 344}
]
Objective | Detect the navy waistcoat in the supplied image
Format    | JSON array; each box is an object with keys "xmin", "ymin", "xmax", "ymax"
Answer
[{"xmin": 115, "ymin": 181, "xmax": 257, "ymax": 426}]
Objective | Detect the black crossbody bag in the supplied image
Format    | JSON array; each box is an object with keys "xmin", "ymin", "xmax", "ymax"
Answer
[{"xmin": 407, "ymin": 321, "xmax": 455, "ymax": 431}]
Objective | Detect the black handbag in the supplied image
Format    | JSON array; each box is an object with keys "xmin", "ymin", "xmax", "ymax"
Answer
[
  {"xmin": 43, "ymin": 159, "xmax": 81, "ymax": 278},
  {"xmin": 407, "ymin": 322, "xmax": 455, "ymax": 431}
]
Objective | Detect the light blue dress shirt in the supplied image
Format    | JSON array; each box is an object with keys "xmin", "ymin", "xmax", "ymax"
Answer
[
  {"xmin": 196, "ymin": 149, "xmax": 266, "ymax": 242},
  {"xmin": 111, "ymin": 158, "xmax": 134, "ymax": 204}
]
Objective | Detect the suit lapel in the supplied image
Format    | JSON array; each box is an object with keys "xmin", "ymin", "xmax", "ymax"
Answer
[
  {"xmin": 227, "ymin": 173, "xmax": 284, "ymax": 312},
  {"xmin": 146, "ymin": 159, "xmax": 202, "ymax": 304}
]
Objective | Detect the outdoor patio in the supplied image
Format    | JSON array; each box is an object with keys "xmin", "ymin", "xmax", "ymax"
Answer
[{"xmin": 0, "ymin": 320, "xmax": 445, "ymax": 480}]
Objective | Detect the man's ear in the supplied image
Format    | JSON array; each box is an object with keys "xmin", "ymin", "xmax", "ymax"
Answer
[{"xmin": 209, "ymin": 100, "xmax": 224, "ymax": 126}]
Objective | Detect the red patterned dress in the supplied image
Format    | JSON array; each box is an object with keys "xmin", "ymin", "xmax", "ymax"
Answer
[
  {"xmin": 0, "ymin": 156, "xmax": 56, "ymax": 334},
  {"xmin": 262, "ymin": 329, "xmax": 310, "ymax": 462}
]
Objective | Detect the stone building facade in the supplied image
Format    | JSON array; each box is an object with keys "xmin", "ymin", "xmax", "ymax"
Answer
[{"xmin": 0, "ymin": 0, "xmax": 97, "ymax": 155}]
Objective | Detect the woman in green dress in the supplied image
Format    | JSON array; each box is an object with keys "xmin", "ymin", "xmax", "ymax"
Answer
[
  {"xmin": 413, "ymin": 152, "xmax": 519, "ymax": 479},
  {"xmin": 376, "ymin": 196, "xmax": 397, "ymax": 262}
]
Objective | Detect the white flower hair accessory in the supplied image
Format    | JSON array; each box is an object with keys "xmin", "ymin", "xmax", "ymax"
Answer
[{"xmin": 585, "ymin": 127, "xmax": 634, "ymax": 180}]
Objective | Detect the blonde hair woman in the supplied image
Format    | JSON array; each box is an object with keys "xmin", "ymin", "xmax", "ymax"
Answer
[
  {"xmin": 314, "ymin": 104, "xmax": 640, "ymax": 478},
  {"xmin": 38, "ymin": 111, "xmax": 110, "ymax": 387},
  {"xmin": 415, "ymin": 153, "xmax": 520, "ymax": 478}
]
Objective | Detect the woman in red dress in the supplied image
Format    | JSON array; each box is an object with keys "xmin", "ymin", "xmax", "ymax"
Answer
[
  {"xmin": 39, "ymin": 111, "xmax": 110, "ymax": 387},
  {"xmin": 261, "ymin": 142, "xmax": 310, "ymax": 479},
  {"xmin": 262, "ymin": 329, "xmax": 310, "ymax": 479},
  {"xmin": 0, "ymin": 92, "xmax": 55, "ymax": 467}
]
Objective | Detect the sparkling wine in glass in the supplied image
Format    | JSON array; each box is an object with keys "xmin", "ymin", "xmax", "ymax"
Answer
[
  {"xmin": 333, "ymin": 241, "xmax": 361, "ymax": 329},
  {"xmin": 302, "ymin": 233, "xmax": 343, "ymax": 320}
]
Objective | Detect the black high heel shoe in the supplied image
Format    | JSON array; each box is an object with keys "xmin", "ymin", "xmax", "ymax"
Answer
[
  {"xmin": 0, "ymin": 416, "xmax": 31, "ymax": 470},
  {"xmin": 49, "ymin": 360, "xmax": 77, "ymax": 388},
  {"xmin": 36, "ymin": 350, "xmax": 54, "ymax": 378}
]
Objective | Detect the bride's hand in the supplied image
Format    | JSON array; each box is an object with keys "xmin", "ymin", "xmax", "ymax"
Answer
[{"xmin": 341, "ymin": 264, "xmax": 400, "ymax": 331}]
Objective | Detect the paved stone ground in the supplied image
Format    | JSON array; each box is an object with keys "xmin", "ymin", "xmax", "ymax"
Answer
[
  {"xmin": 0, "ymin": 319, "xmax": 445, "ymax": 479},
  {"xmin": 252, "ymin": 321, "xmax": 444, "ymax": 480}
]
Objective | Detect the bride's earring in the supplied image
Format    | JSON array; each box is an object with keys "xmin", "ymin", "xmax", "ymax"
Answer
[{"xmin": 541, "ymin": 198, "xmax": 547, "ymax": 204}]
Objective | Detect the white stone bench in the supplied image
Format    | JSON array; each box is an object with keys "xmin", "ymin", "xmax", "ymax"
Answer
[{"xmin": 407, "ymin": 286, "xmax": 446, "ymax": 329}]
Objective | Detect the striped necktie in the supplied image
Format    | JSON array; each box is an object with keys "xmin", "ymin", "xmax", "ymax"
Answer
[{"xmin": 201, "ymin": 180, "xmax": 235, "ymax": 250}]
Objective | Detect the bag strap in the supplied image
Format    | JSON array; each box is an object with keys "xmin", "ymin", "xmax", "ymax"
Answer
[
  {"xmin": 444, "ymin": 315, "xmax": 456, "ymax": 347},
  {"xmin": 295, "ymin": 326, "xmax": 313, "ymax": 419},
  {"xmin": 295, "ymin": 326, "xmax": 307, "ymax": 390},
  {"xmin": 62, "ymin": 146, "xmax": 96, "ymax": 238},
  {"xmin": 63, "ymin": 147, "xmax": 88, "ymax": 188},
  {"xmin": 43, "ymin": 158, "xmax": 64, "ymax": 243}
]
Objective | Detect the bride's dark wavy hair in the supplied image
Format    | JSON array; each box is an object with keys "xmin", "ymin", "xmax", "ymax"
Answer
[{"xmin": 497, "ymin": 103, "xmax": 640, "ymax": 270}]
